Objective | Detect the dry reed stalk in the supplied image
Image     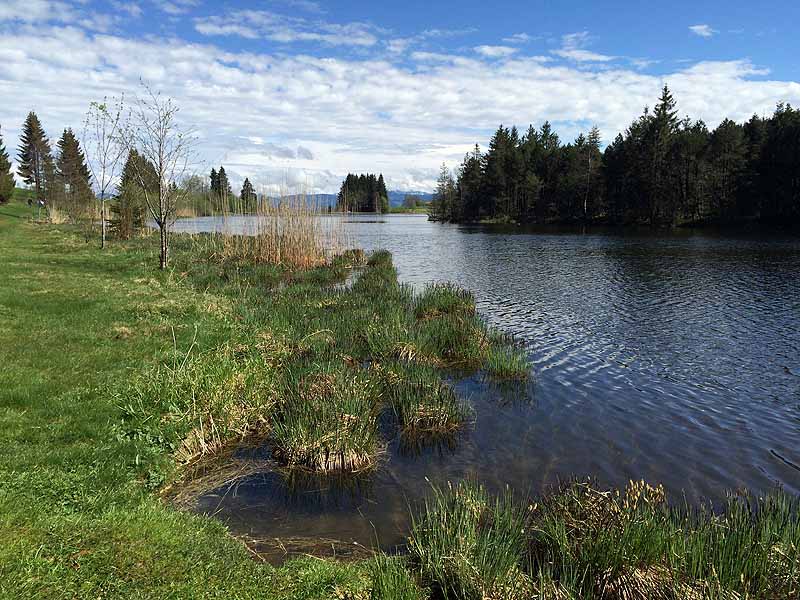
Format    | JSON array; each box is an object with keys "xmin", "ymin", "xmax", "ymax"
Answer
[{"xmin": 214, "ymin": 190, "xmax": 349, "ymax": 269}]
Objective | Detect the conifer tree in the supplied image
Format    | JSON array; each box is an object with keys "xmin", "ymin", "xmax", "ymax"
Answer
[
  {"xmin": 56, "ymin": 128, "xmax": 93, "ymax": 217},
  {"xmin": 0, "ymin": 126, "xmax": 15, "ymax": 204},
  {"xmin": 17, "ymin": 112, "xmax": 53, "ymax": 201},
  {"xmin": 240, "ymin": 177, "xmax": 256, "ymax": 211},
  {"xmin": 110, "ymin": 149, "xmax": 152, "ymax": 239}
]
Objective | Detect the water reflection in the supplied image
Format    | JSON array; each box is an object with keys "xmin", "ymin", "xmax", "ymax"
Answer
[{"xmin": 177, "ymin": 215, "xmax": 800, "ymax": 561}]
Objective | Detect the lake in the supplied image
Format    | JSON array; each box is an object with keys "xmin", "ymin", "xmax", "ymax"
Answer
[{"xmin": 172, "ymin": 214, "xmax": 800, "ymax": 560}]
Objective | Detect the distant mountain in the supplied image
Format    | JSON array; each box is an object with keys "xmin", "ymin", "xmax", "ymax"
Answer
[
  {"xmin": 387, "ymin": 191, "xmax": 434, "ymax": 207},
  {"xmin": 272, "ymin": 191, "xmax": 434, "ymax": 209}
]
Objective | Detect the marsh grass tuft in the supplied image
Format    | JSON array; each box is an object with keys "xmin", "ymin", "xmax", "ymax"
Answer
[
  {"xmin": 409, "ymin": 481, "xmax": 532, "ymax": 600},
  {"xmin": 271, "ymin": 362, "xmax": 383, "ymax": 473},
  {"xmin": 369, "ymin": 554, "xmax": 427, "ymax": 600},
  {"xmin": 485, "ymin": 344, "xmax": 531, "ymax": 380},
  {"xmin": 377, "ymin": 362, "xmax": 471, "ymax": 437},
  {"xmin": 414, "ymin": 283, "xmax": 476, "ymax": 320}
]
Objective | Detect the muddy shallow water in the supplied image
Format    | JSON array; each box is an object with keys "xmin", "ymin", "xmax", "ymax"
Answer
[{"xmin": 173, "ymin": 215, "xmax": 800, "ymax": 562}]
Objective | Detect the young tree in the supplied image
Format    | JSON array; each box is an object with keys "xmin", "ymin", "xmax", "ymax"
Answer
[
  {"xmin": 17, "ymin": 112, "xmax": 53, "ymax": 202},
  {"xmin": 0, "ymin": 126, "xmax": 15, "ymax": 204},
  {"xmin": 84, "ymin": 97, "xmax": 125, "ymax": 248},
  {"xmin": 120, "ymin": 86, "xmax": 195, "ymax": 269}
]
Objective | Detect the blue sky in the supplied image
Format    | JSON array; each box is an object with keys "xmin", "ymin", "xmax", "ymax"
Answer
[{"xmin": 1, "ymin": 0, "xmax": 798, "ymax": 193}]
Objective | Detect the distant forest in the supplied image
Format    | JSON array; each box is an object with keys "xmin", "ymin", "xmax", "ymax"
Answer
[
  {"xmin": 336, "ymin": 173, "xmax": 389, "ymax": 213},
  {"xmin": 430, "ymin": 86, "xmax": 800, "ymax": 227}
]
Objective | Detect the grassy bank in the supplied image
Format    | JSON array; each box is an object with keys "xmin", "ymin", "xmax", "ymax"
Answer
[
  {"xmin": 2, "ymin": 201, "xmax": 798, "ymax": 599},
  {"xmin": 0, "ymin": 201, "xmax": 522, "ymax": 597}
]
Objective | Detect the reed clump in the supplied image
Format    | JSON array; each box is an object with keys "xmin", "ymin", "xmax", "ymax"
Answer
[
  {"xmin": 378, "ymin": 362, "xmax": 471, "ymax": 437},
  {"xmin": 271, "ymin": 362, "xmax": 383, "ymax": 473},
  {"xmin": 372, "ymin": 480, "xmax": 800, "ymax": 600},
  {"xmin": 408, "ymin": 481, "xmax": 532, "ymax": 600},
  {"xmin": 414, "ymin": 283, "xmax": 476, "ymax": 320},
  {"xmin": 214, "ymin": 196, "xmax": 347, "ymax": 269}
]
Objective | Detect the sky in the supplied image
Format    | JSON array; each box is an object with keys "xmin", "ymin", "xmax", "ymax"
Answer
[{"xmin": 0, "ymin": 0, "xmax": 799, "ymax": 194}]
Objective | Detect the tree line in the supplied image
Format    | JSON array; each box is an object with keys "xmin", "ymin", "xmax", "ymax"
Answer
[
  {"xmin": 431, "ymin": 86, "xmax": 800, "ymax": 227},
  {"xmin": 335, "ymin": 173, "xmax": 389, "ymax": 213}
]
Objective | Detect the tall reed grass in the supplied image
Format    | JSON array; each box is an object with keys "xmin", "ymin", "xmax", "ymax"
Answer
[{"xmin": 214, "ymin": 195, "xmax": 348, "ymax": 269}]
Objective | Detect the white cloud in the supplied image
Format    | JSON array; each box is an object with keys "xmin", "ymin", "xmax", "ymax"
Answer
[
  {"xmin": 502, "ymin": 33, "xmax": 532, "ymax": 44},
  {"xmin": 195, "ymin": 10, "xmax": 379, "ymax": 47},
  {"xmin": 474, "ymin": 45, "xmax": 518, "ymax": 58},
  {"xmin": 152, "ymin": 0, "xmax": 199, "ymax": 16},
  {"xmin": 0, "ymin": 24, "xmax": 798, "ymax": 194},
  {"xmin": 689, "ymin": 24, "xmax": 717, "ymax": 38},
  {"xmin": 552, "ymin": 30, "xmax": 615, "ymax": 62}
]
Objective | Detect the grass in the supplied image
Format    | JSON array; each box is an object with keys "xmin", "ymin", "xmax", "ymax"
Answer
[
  {"xmin": 272, "ymin": 362, "xmax": 382, "ymax": 472},
  {"xmin": 16, "ymin": 199, "xmax": 796, "ymax": 599}
]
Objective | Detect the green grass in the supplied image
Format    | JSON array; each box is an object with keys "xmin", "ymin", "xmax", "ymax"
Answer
[
  {"xmin": 8, "ymin": 200, "xmax": 789, "ymax": 599},
  {"xmin": 0, "ymin": 202, "xmax": 368, "ymax": 598}
]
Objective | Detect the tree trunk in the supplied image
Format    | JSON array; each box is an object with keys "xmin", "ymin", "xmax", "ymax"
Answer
[
  {"xmin": 159, "ymin": 222, "xmax": 168, "ymax": 270},
  {"xmin": 100, "ymin": 194, "xmax": 106, "ymax": 249}
]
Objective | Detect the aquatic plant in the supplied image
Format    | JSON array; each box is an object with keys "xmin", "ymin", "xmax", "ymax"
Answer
[
  {"xmin": 485, "ymin": 343, "xmax": 530, "ymax": 380},
  {"xmin": 413, "ymin": 283, "xmax": 476, "ymax": 321},
  {"xmin": 408, "ymin": 481, "xmax": 532, "ymax": 600},
  {"xmin": 416, "ymin": 313, "xmax": 488, "ymax": 365},
  {"xmin": 270, "ymin": 362, "xmax": 382, "ymax": 472},
  {"xmin": 378, "ymin": 362, "xmax": 471, "ymax": 437},
  {"xmin": 369, "ymin": 555, "xmax": 427, "ymax": 600}
]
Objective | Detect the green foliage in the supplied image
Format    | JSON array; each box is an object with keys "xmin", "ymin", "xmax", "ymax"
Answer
[
  {"xmin": 369, "ymin": 555, "xmax": 426, "ymax": 600},
  {"xmin": 442, "ymin": 87, "xmax": 800, "ymax": 227},
  {"xmin": 408, "ymin": 481, "xmax": 532, "ymax": 600},
  {"xmin": 379, "ymin": 362, "xmax": 471, "ymax": 437},
  {"xmin": 271, "ymin": 361, "xmax": 382, "ymax": 472},
  {"xmin": 16, "ymin": 111, "xmax": 53, "ymax": 202},
  {"xmin": 414, "ymin": 283, "xmax": 476, "ymax": 320},
  {"xmin": 55, "ymin": 127, "xmax": 94, "ymax": 219},
  {"xmin": 0, "ymin": 125, "xmax": 15, "ymax": 203},
  {"xmin": 336, "ymin": 172, "xmax": 389, "ymax": 213},
  {"xmin": 110, "ymin": 149, "xmax": 152, "ymax": 239}
]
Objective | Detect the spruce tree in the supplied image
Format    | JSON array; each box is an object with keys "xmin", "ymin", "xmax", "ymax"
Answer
[
  {"xmin": 56, "ymin": 128, "xmax": 93, "ymax": 217},
  {"xmin": 17, "ymin": 112, "xmax": 53, "ymax": 201},
  {"xmin": 0, "ymin": 126, "xmax": 15, "ymax": 204},
  {"xmin": 110, "ymin": 149, "xmax": 152, "ymax": 239},
  {"xmin": 240, "ymin": 177, "xmax": 256, "ymax": 211}
]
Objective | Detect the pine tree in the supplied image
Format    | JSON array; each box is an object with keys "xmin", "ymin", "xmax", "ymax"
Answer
[
  {"xmin": 17, "ymin": 112, "xmax": 53, "ymax": 201},
  {"xmin": 240, "ymin": 177, "xmax": 256, "ymax": 212},
  {"xmin": 0, "ymin": 126, "xmax": 15, "ymax": 204},
  {"xmin": 56, "ymin": 128, "xmax": 93, "ymax": 218},
  {"xmin": 110, "ymin": 149, "xmax": 152, "ymax": 239}
]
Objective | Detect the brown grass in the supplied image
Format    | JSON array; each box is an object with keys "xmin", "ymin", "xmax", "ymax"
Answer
[{"xmin": 215, "ymin": 195, "xmax": 348, "ymax": 269}]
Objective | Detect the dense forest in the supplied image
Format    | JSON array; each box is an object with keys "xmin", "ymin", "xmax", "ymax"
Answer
[
  {"xmin": 431, "ymin": 86, "xmax": 800, "ymax": 227},
  {"xmin": 335, "ymin": 173, "xmax": 389, "ymax": 213}
]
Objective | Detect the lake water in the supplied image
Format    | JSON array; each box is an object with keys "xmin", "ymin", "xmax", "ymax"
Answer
[{"xmin": 173, "ymin": 214, "xmax": 800, "ymax": 561}]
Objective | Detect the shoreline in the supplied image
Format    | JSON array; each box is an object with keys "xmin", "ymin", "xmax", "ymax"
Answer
[{"xmin": 2, "ymin": 201, "xmax": 799, "ymax": 598}]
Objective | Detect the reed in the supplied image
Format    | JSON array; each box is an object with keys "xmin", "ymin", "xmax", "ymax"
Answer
[
  {"xmin": 270, "ymin": 362, "xmax": 383, "ymax": 473},
  {"xmin": 369, "ymin": 555, "xmax": 427, "ymax": 600},
  {"xmin": 378, "ymin": 362, "xmax": 471, "ymax": 437},
  {"xmin": 408, "ymin": 481, "xmax": 532, "ymax": 600},
  {"xmin": 414, "ymin": 283, "xmax": 476, "ymax": 320},
  {"xmin": 485, "ymin": 343, "xmax": 530, "ymax": 380},
  {"xmin": 212, "ymin": 194, "xmax": 347, "ymax": 269}
]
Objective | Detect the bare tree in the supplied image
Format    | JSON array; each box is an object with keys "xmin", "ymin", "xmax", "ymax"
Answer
[
  {"xmin": 84, "ymin": 96, "xmax": 125, "ymax": 249},
  {"xmin": 120, "ymin": 84, "xmax": 194, "ymax": 269}
]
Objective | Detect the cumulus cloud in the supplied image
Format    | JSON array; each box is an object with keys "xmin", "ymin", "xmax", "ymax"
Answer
[
  {"xmin": 195, "ymin": 9, "xmax": 379, "ymax": 47},
  {"xmin": 552, "ymin": 31, "xmax": 615, "ymax": 62},
  {"xmin": 474, "ymin": 45, "xmax": 518, "ymax": 58},
  {"xmin": 152, "ymin": 0, "xmax": 199, "ymax": 16},
  {"xmin": 689, "ymin": 24, "xmax": 718, "ymax": 38},
  {"xmin": 0, "ymin": 23, "xmax": 798, "ymax": 193}
]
